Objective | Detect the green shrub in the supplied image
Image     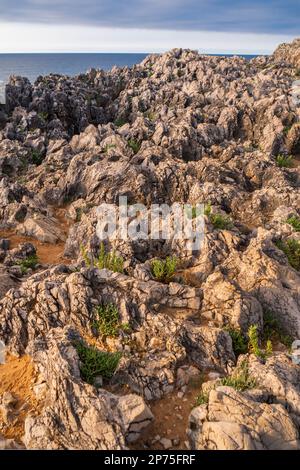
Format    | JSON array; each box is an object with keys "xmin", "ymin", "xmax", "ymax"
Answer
[
  {"xmin": 81, "ymin": 243, "xmax": 124, "ymax": 273},
  {"xmin": 248, "ymin": 324, "xmax": 274, "ymax": 360},
  {"xmin": 74, "ymin": 341, "xmax": 121, "ymax": 385},
  {"xmin": 225, "ymin": 327, "xmax": 248, "ymax": 356},
  {"xmin": 220, "ymin": 360, "xmax": 256, "ymax": 392},
  {"xmin": 30, "ymin": 150, "xmax": 44, "ymax": 166},
  {"xmin": 128, "ymin": 139, "xmax": 141, "ymax": 154},
  {"xmin": 97, "ymin": 242, "xmax": 124, "ymax": 273},
  {"xmin": 194, "ymin": 392, "xmax": 209, "ymax": 407},
  {"xmin": 18, "ymin": 254, "xmax": 39, "ymax": 274},
  {"xmin": 114, "ymin": 117, "xmax": 127, "ymax": 128},
  {"xmin": 286, "ymin": 215, "xmax": 300, "ymax": 232},
  {"xmin": 151, "ymin": 256, "xmax": 178, "ymax": 282},
  {"xmin": 38, "ymin": 111, "xmax": 48, "ymax": 121},
  {"xmin": 263, "ymin": 310, "xmax": 293, "ymax": 349},
  {"xmin": 204, "ymin": 203, "xmax": 233, "ymax": 230},
  {"xmin": 275, "ymin": 239, "xmax": 300, "ymax": 271},
  {"xmin": 275, "ymin": 155, "xmax": 293, "ymax": 168},
  {"xmin": 209, "ymin": 213, "xmax": 233, "ymax": 230},
  {"xmin": 93, "ymin": 303, "xmax": 130, "ymax": 338}
]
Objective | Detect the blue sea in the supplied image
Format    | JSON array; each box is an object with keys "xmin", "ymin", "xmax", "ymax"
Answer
[{"xmin": 0, "ymin": 52, "xmax": 258, "ymax": 103}]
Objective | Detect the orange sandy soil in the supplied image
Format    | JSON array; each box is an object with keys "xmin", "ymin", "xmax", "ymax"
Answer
[
  {"xmin": 0, "ymin": 207, "xmax": 73, "ymax": 266},
  {"xmin": 0, "ymin": 355, "xmax": 42, "ymax": 440}
]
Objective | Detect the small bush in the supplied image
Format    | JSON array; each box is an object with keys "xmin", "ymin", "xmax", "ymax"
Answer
[
  {"xmin": 93, "ymin": 303, "xmax": 130, "ymax": 338},
  {"xmin": 30, "ymin": 150, "xmax": 44, "ymax": 166},
  {"xmin": 97, "ymin": 242, "xmax": 124, "ymax": 273},
  {"xmin": 275, "ymin": 155, "xmax": 293, "ymax": 168},
  {"xmin": 286, "ymin": 215, "xmax": 300, "ymax": 232},
  {"xmin": 74, "ymin": 341, "xmax": 121, "ymax": 385},
  {"xmin": 220, "ymin": 360, "xmax": 256, "ymax": 392},
  {"xmin": 225, "ymin": 327, "xmax": 248, "ymax": 356},
  {"xmin": 38, "ymin": 111, "xmax": 48, "ymax": 121},
  {"xmin": 209, "ymin": 213, "xmax": 233, "ymax": 230},
  {"xmin": 114, "ymin": 117, "xmax": 127, "ymax": 128},
  {"xmin": 275, "ymin": 239, "xmax": 300, "ymax": 271},
  {"xmin": 81, "ymin": 243, "xmax": 124, "ymax": 273},
  {"xmin": 104, "ymin": 144, "xmax": 116, "ymax": 153},
  {"xmin": 18, "ymin": 254, "xmax": 39, "ymax": 274},
  {"xmin": 151, "ymin": 256, "xmax": 178, "ymax": 282},
  {"xmin": 128, "ymin": 139, "xmax": 141, "ymax": 154},
  {"xmin": 204, "ymin": 203, "xmax": 233, "ymax": 230},
  {"xmin": 248, "ymin": 324, "xmax": 274, "ymax": 360},
  {"xmin": 263, "ymin": 310, "xmax": 293, "ymax": 349},
  {"xmin": 194, "ymin": 392, "xmax": 209, "ymax": 407}
]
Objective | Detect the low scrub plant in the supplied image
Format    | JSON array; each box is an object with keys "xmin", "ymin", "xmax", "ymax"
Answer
[
  {"xmin": 225, "ymin": 327, "xmax": 248, "ymax": 356},
  {"xmin": 93, "ymin": 303, "xmax": 130, "ymax": 338},
  {"xmin": 151, "ymin": 256, "xmax": 178, "ymax": 282},
  {"xmin": 97, "ymin": 243, "xmax": 124, "ymax": 273},
  {"xmin": 275, "ymin": 155, "xmax": 293, "ymax": 168},
  {"xmin": 204, "ymin": 202, "xmax": 233, "ymax": 230},
  {"xmin": 275, "ymin": 238, "xmax": 300, "ymax": 271},
  {"xmin": 220, "ymin": 360, "xmax": 257, "ymax": 392},
  {"xmin": 128, "ymin": 139, "xmax": 141, "ymax": 154},
  {"xmin": 194, "ymin": 391, "xmax": 209, "ymax": 407},
  {"xmin": 30, "ymin": 149, "xmax": 44, "ymax": 166},
  {"xmin": 263, "ymin": 310, "xmax": 293, "ymax": 349},
  {"xmin": 74, "ymin": 341, "xmax": 122, "ymax": 385},
  {"xmin": 18, "ymin": 254, "xmax": 39, "ymax": 274},
  {"xmin": 114, "ymin": 117, "xmax": 127, "ymax": 128},
  {"xmin": 248, "ymin": 325, "xmax": 273, "ymax": 360},
  {"xmin": 81, "ymin": 243, "xmax": 124, "ymax": 273},
  {"xmin": 286, "ymin": 215, "xmax": 300, "ymax": 232}
]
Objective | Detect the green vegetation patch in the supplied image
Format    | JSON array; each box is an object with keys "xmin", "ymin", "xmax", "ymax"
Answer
[
  {"xmin": 151, "ymin": 256, "xmax": 178, "ymax": 282},
  {"xmin": 17, "ymin": 254, "xmax": 39, "ymax": 274},
  {"xmin": 220, "ymin": 360, "xmax": 257, "ymax": 392},
  {"xmin": 275, "ymin": 238, "xmax": 300, "ymax": 271},
  {"xmin": 74, "ymin": 341, "xmax": 122, "ymax": 385},
  {"xmin": 93, "ymin": 303, "xmax": 130, "ymax": 338},
  {"xmin": 286, "ymin": 215, "xmax": 300, "ymax": 232}
]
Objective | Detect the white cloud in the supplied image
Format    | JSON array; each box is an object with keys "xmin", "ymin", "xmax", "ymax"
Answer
[{"xmin": 0, "ymin": 21, "xmax": 294, "ymax": 54}]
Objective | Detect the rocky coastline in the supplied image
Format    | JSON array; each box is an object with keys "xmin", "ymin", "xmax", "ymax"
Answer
[{"xmin": 0, "ymin": 38, "xmax": 300, "ymax": 450}]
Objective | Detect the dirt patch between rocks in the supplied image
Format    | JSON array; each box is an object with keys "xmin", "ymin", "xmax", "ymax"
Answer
[
  {"xmin": 132, "ymin": 382, "xmax": 203, "ymax": 450},
  {"xmin": 0, "ymin": 355, "xmax": 42, "ymax": 441},
  {"xmin": 0, "ymin": 230, "xmax": 70, "ymax": 265}
]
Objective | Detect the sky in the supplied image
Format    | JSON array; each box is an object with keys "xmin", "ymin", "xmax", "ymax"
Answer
[{"xmin": 0, "ymin": 0, "xmax": 299, "ymax": 54}]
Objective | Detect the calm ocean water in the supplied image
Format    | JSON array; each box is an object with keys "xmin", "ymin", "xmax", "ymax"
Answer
[{"xmin": 0, "ymin": 52, "xmax": 257, "ymax": 103}]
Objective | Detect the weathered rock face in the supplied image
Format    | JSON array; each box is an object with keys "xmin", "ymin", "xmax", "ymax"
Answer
[
  {"xmin": 0, "ymin": 39, "xmax": 300, "ymax": 450},
  {"xmin": 188, "ymin": 354, "xmax": 300, "ymax": 450},
  {"xmin": 189, "ymin": 386, "xmax": 300, "ymax": 450},
  {"xmin": 273, "ymin": 39, "xmax": 300, "ymax": 68},
  {"xmin": 24, "ymin": 327, "xmax": 153, "ymax": 449}
]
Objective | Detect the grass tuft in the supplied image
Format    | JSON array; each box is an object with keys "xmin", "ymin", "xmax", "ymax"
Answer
[
  {"xmin": 151, "ymin": 256, "xmax": 178, "ymax": 282},
  {"xmin": 275, "ymin": 155, "xmax": 293, "ymax": 168},
  {"xmin": 92, "ymin": 303, "xmax": 130, "ymax": 338}
]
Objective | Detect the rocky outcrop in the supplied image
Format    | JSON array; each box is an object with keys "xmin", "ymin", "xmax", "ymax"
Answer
[
  {"xmin": 0, "ymin": 38, "xmax": 300, "ymax": 450},
  {"xmin": 24, "ymin": 327, "xmax": 153, "ymax": 449},
  {"xmin": 188, "ymin": 354, "xmax": 300, "ymax": 450}
]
